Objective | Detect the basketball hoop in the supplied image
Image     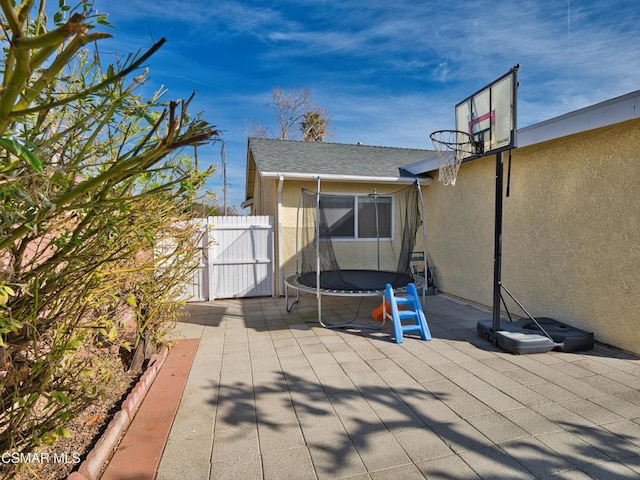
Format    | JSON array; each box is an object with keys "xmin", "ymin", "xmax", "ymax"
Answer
[{"xmin": 430, "ymin": 130, "xmax": 481, "ymax": 186}]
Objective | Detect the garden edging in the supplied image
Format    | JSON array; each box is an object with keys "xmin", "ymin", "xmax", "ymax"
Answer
[{"xmin": 67, "ymin": 346, "xmax": 170, "ymax": 480}]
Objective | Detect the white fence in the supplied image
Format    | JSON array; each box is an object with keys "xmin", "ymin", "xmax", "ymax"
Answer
[
  {"xmin": 183, "ymin": 216, "xmax": 275, "ymax": 301},
  {"xmin": 181, "ymin": 219, "xmax": 209, "ymax": 302}
]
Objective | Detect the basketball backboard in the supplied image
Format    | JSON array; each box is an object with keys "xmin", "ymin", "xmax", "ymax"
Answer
[{"xmin": 455, "ymin": 66, "xmax": 518, "ymax": 160}]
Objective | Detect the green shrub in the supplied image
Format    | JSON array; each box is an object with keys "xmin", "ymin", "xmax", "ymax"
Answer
[{"xmin": 0, "ymin": 0, "xmax": 219, "ymax": 468}]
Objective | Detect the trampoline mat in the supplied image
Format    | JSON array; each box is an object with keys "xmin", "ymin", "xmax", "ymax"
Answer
[{"xmin": 297, "ymin": 270, "xmax": 414, "ymax": 292}]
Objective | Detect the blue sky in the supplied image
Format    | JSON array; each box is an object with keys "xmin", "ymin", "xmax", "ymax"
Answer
[{"xmin": 94, "ymin": 0, "xmax": 640, "ymax": 210}]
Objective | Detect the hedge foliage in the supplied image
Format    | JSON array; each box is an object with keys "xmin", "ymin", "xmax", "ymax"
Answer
[{"xmin": 0, "ymin": 0, "xmax": 219, "ymax": 468}]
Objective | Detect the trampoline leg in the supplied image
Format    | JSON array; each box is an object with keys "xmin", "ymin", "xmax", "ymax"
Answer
[
  {"xmin": 285, "ymin": 284, "xmax": 299, "ymax": 312},
  {"xmin": 317, "ymin": 292, "xmax": 324, "ymax": 327},
  {"xmin": 318, "ymin": 294, "xmax": 387, "ymax": 331},
  {"xmin": 286, "ymin": 287, "xmax": 389, "ymax": 331}
]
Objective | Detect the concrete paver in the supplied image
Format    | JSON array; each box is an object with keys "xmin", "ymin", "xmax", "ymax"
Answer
[{"xmin": 142, "ymin": 294, "xmax": 640, "ymax": 479}]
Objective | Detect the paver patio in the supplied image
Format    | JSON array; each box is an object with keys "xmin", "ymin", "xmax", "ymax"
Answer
[{"xmin": 155, "ymin": 293, "xmax": 640, "ymax": 479}]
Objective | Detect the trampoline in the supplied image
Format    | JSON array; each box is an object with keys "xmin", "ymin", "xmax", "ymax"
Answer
[
  {"xmin": 286, "ymin": 270, "xmax": 423, "ymax": 296},
  {"xmin": 285, "ymin": 177, "xmax": 428, "ymax": 329}
]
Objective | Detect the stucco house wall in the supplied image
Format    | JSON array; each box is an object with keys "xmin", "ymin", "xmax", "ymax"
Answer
[{"xmin": 424, "ymin": 118, "xmax": 640, "ymax": 353}]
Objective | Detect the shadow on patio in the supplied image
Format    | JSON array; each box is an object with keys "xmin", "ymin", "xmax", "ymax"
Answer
[
  {"xmin": 206, "ymin": 370, "xmax": 640, "ymax": 479},
  {"xmin": 159, "ymin": 294, "xmax": 640, "ymax": 479}
]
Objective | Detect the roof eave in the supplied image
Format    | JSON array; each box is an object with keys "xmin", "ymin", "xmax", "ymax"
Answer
[
  {"xmin": 518, "ymin": 89, "xmax": 640, "ymax": 147},
  {"xmin": 259, "ymin": 171, "xmax": 432, "ymax": 185}
]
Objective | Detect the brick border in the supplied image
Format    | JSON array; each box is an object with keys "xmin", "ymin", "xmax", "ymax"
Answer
[{"xmin": 67, "ymin": 346, "xmax": 170, "ymax": 480}]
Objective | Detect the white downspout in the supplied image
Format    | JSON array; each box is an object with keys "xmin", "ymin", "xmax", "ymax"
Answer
[{"xmin": 277, "ymin": 175, "xmax": 284, "ymax": 296}]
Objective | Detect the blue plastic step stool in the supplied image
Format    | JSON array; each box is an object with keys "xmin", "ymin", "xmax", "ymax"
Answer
[{"xmin": 385, "ymin": 283, "xmax": 432, "ymax": 344}]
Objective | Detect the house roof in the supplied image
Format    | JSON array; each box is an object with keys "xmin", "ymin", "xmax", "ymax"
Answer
[
  {"xmin": 248, "ymin": 137, "xmax": 435, "ymax": 181},
  {"xmin": 244, "ymin": 88, "xmax": 640, "ymax": 205}
]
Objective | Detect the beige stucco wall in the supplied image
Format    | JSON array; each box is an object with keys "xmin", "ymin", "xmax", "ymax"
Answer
[{"xmin": 423, "ymin": 119, "xmax": 640, "ymax": 354}]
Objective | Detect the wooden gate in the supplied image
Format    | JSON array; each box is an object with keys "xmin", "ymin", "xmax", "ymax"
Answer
[{"xmin": 207, "ymin": 215, "xmax": 274, "ymax": 300}]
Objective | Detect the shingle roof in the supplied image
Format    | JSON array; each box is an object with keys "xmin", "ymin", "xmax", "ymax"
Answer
[{"xmin": 248, "ymin": 137, "xmax": 436, "ymax": 179}]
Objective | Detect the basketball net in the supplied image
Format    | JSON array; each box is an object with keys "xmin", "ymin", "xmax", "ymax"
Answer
[{"xmin": 430, "ymin": 130, "xmax": 479, "ymax": 186}]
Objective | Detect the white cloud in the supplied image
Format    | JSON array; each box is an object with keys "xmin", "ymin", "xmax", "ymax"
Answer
[{"xmin": 92, "ymin": 0, "xmax": 640, "ymax": 209}]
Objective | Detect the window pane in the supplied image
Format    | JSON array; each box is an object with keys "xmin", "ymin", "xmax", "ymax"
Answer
[
  {"xmin": 320, "ymin": 196, "xmax": 354, "ymax": 237},
  {"xmin": 358, "ymin": 196, "xmax": 391, "ymax": 238}
]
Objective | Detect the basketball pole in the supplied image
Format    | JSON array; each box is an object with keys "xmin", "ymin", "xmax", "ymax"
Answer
[
  {"xmin": 492, "ymin": 151, "xmax": 505, "ymax": 331},
  {"xmin": 490, "ymin": 149, "xmax": 556, "ymax": 338},
  {"xmin": 491, "ymin": 65, "xmax": 518, "ymax": 333}
]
